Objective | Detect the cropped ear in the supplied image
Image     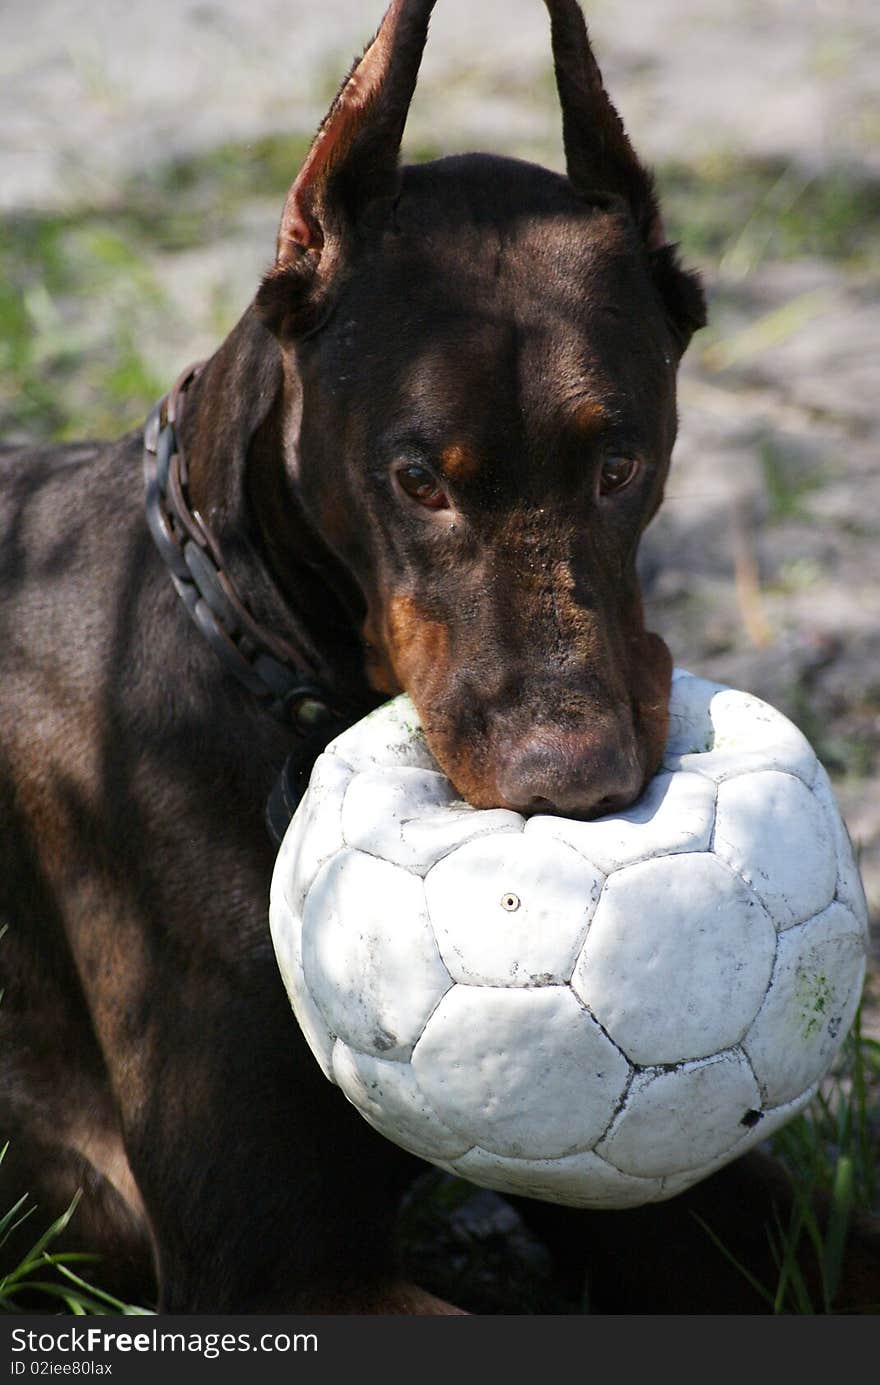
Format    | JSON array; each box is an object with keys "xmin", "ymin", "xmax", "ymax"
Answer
[
  {"xmin": 543, "ymin": 0, "xmax": 706, "ymax": 345},
  {"xmin": 257, "ymin": 0, "xmax": 437, "ymax": 338}
]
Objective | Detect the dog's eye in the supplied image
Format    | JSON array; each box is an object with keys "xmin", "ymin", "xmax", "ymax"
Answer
[
  {"xmin": 396, "ymin": 463, "xmax": 449, "ymax": 510},
  {"xmin": 599, "ymin": 456, "xmax": 639, "ymax": 496}
]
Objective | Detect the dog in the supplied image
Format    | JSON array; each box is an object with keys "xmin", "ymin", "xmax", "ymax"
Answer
[{"xmin": 1, "ymin": 0, "xmax": 877, "ymax": 1314}]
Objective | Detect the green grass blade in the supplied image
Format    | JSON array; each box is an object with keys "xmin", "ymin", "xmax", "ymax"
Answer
[
  {"xmin": 46, "ymin": 1257, "xmax": 151, "ymax": 1314},
  {"xmin": 822, "ymin": 1156, "xmax": 855, "ymax": 1306},
  {"xmin": 690, "ymin": 1212, "xmax": 776, "ymax": 1308},
  {"xmin": 0, "ymin": 1194, "xmax": 34, "ymax": 1245}
]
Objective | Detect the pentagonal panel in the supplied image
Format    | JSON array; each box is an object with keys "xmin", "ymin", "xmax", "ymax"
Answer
[
  {"xmin": 743, "ymin": 902, "xmax": 867, "ymax": 1108},
  {"xmin": 664, "ymin": 668, "xmax": 730, "ymax": 757},
  {"xmin": 714, "ymin": 770, "xmax": 837, "ymax": 929},
  {"xmin": 343, "ymin": 766, "xmax": 522, "ymax": 873},
  {"xmin": 526, "ymin": 770, "xmax": 715, "ymax": 874},
  {"xmin": 332, "ymin": 1041, "xmax": 471, "ymax": 1159},
  {"xmin": 573, "ymin": 853, "xmax": 776, "ymax": 1065},
  {"xmin": 302, "ymin": 849, "xmax": 452, "ymax": 1061},
  {"xmin": 597, "ymin": 1050, "xmax": 762, "ymax": 1178},
  {"xmin": 449, "ymin": 1145, "xmax": 662, "ymax": 1209},
  {"xmin": 425, "ymin": 834, "xmax": 603, "ymax": 986},
  {"xmin": 412, "ymin": 985, "xmax": 630, "ymax": 1160}
]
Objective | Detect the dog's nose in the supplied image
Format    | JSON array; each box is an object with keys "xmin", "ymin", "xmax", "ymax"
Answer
[{"xmin": 494, "ymin": 731, "xmax": 645, "ymax": 820}]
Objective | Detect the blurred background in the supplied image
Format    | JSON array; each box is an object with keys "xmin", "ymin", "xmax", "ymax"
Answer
[{"xmin": 2, "ymin": 0, "xmax": 878, "ymax": 983}]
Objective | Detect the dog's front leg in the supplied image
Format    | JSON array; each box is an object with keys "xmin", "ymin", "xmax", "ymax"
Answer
[{"xmin": 101, "ymin": 946, "xmax": 452, "ymax": 1312}]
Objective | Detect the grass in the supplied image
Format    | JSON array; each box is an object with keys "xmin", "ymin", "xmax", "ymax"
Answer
[
  {"xmin": 658, "ymin": 156, "xmax": 880, "ymax": 275},
  {"xmin": 0, "ymin": 214, "xmax": 167, "ymax": 441},
  {"xmin": 694, "ymin": 1004, "xmax": 880, "ymax": 1314},
  {"xmin": 0, "ymin": 1157, "xmax": 149, "ymax": 1316},
  {"xmin": 758, "ymin": 437, "xmax": 828, "ymax": 525}
]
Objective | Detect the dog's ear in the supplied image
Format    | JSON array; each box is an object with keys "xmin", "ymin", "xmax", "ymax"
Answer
[
  {"xmin": 543, "ymin": 0, "xmax": 706, "ymax": 345},
  {"xmin": 257, "ymin": 0, "xmax": 436, "ymax": 338}
]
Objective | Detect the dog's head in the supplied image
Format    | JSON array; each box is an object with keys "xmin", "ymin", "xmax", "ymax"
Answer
[{"xmin": 257, "ymin": 0, "xmax": 706, "ymax": 817}]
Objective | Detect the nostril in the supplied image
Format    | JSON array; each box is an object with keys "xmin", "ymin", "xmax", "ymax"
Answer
[{"xmin": 494, "ymin": 731, "xmax": 645, "ymax": 820}]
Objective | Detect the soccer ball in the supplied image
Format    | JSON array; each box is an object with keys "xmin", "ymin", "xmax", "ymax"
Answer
[{"xmin": 269, "ymin": 670, "xmax": 869, "ymax": 1209}]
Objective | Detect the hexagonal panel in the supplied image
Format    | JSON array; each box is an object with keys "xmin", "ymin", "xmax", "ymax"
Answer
[
  {"xmin": 525, "ymin": 770, "xmax": 715, "ymax": 874},
  {"xmin": 573, "ymin": 853, "xmax": 776, "ymax": 1065},
  {"xmin": 743, "ymin": 901, "xmax": 867, "ymax": 1108},
  {"xmin": 425, "ymin": 834, "xmax": 603, "ymax": 986},
  {"xmin": 302, "ymin": 849, "xmax": 453, "ymax": 1061},
  {"xmin": 343, "ymin": 766, "xmax": 522, "ymax": 874},
  {"xmin": 331, "ymin": 1041, "xmax": 471, "ymax": 1160},
  {"xmin": 274, "ymin": 751, "xmax": 353, "ymax": 919},
  {"xmin": 657, "ymin": 1082, "xmax": 819, "ymax": 1200},
  {"xmin": 714, "ymin": 770, "xmax": 837, "ymax": 929},
  {"xmin": 268, "ymin": 872, "xmax": 336, "ymax": 1080},
  {"xmin": 449, "ymin": 1145, "xmax": 662, "ymax": 1210},
  {"xmin": 597, "ymin": 1050, "xmax": 762, "ymax": 1178},
  {"xmin": 412, "ymin": 985, "xmax": 630, "ymax": 1160},
  {"xmin": 810, "ymin": 763, "xmax": 869, "ymax": 927}
]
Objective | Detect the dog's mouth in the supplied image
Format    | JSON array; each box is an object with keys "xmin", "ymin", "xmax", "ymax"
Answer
[
  {"xmin": 409, "ymin": 693, "xmax": 669, "ymax": 822},
  {"xmin": 363, "ymin": 592, "xmax": 673, "ymax": 822}
]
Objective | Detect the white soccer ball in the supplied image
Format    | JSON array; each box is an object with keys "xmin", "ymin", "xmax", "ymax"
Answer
[{"xmin": 269, "ymin": 669, "xmax": 869, "ymax": 1209}]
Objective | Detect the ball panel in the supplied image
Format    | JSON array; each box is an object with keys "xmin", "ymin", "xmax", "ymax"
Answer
[
  {"xmin": 573, "ymin": 854, "xmax": 776, "ymax": 1065},
  {"xmin": 341, "ymin": 766, "xmax": 455, "ymax": 870},
  {"xmin": 810, "ymin": 763, "xmax": 870, "ymax": 928},
  {"xmin": 743, "ymin": 902, "xmax": 867, "ymax": 1108},
  {"xmin": 412, "ymin": 985, "xmax": 630, "ymax": 1159},
  {"xmin": 343, "ymin": 766, "xmax": 522, "ymax": 874},
  {"xmin": 425, "ymin": 835, "xmax": 602, "ymax": 986},
  {"xmin": 664, "ymin": 679, "xmax": 817, "ymax": 785},
  {"xmin": 276, "ymin": 752, "xmax": 353, "ymax": 918},
  {"xmin": 331, "ymin": 1041, "xmax": 472, "ymax": 1159},
  {"xmin": 302, "ymin": 849, "xmax": 453, "ymax": 1061},
  {"xmin": 665, "ymin": 669, "xmax": 731, "ymax": 756},
  {"xmin": 596, "ymin": 1050, "xmax": 762, "ymax": 1178},
  {"xmin": 656, "ymin": 1082, "xmax": 820, "ymax": 1201},
  {"xmin": 399, "ymin": 804, "xmax": 524, "ymax": 875},
  {"xmin": 268, "ymin": 881, "xmax": 336, "ymax": 1080},
  {"xmin": 326, "ymin": 695, "xmax": 437, "ymax": 773},
  {"xmin": 714, "ymin": 770, "xmax": 837, "ymax": 929},
  {"xmin": 525, "ymin": 770, "xmax": 715, "ymax": 874},
  {"xmin": 448, "ymin": 1145, "xmax": 663, "ymax": 1209}
]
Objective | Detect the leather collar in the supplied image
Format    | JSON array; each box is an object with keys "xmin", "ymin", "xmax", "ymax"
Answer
[
  {"xmin": 143, "ymin": 363, "xmax": 367, "ymax": 844},
  {"xmin": 143, "ymin": 362, "xmax": 346, "ymax": 732}
]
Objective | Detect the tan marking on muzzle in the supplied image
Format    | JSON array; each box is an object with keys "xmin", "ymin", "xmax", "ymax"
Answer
[{"xmin": 382, "ymin": 593, "xmax": 452, "ymax": 694}]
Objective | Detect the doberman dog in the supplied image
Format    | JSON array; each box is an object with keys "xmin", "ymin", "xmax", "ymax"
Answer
[{"xmin": 1, "ymin": 0, "xmax": 878, "ymax": 1315}]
